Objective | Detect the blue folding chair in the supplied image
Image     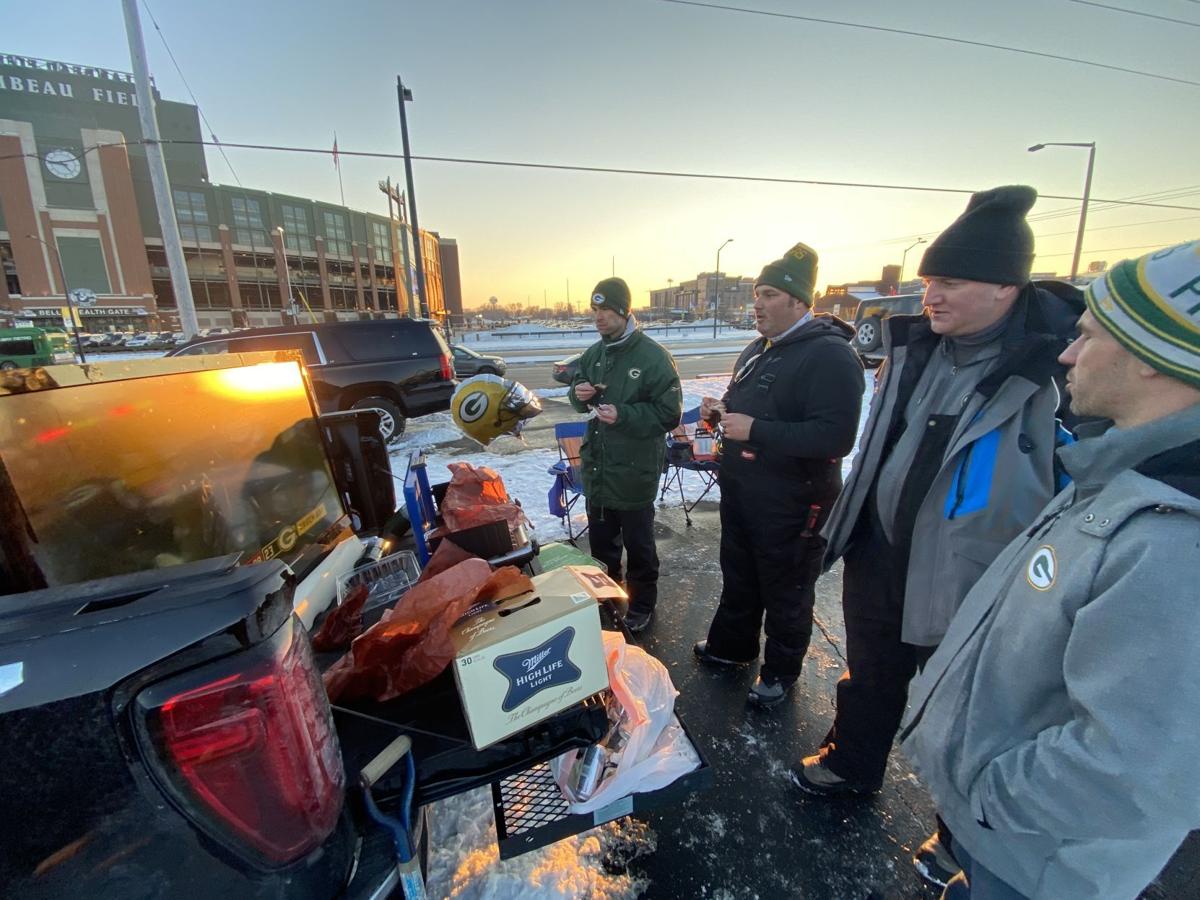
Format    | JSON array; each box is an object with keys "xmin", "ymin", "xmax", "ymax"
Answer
[
  {"xmin": 659, "ymin": 406, "xmax": 720, "ymax": 527},
  {"xmin": 403, "ymin": 450, "xmax": 438, "ymax": 566},
  {"xmin": 547, "ymin": 421, "xmax": 588, "ymax": 544}
]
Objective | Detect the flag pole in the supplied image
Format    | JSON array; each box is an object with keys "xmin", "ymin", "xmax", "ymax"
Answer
[{"xmin": 333, "ymin": 132, "xmax": 345, "ymax": 206}]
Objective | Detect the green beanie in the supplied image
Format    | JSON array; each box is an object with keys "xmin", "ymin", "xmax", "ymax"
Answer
[
  {"xmin": 590, "ymin": 277, "xmax": 631, "ymax": 317},
  {"xmin": 755, "ymin": 242, "xmax": 818, "ymax": 304},
  {"xmin": 1086, "ymin": 239, "xmax": 1200, "ymax": 389}
]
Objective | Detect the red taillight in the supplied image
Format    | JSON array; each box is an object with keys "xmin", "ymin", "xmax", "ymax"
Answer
[
  {"xmin": 440, "ymin": 352, "xmax": 453, "ymax": 381},
  {"xmin": 140, "ymin": 620, "xmax": 344, "ymax": 864}
]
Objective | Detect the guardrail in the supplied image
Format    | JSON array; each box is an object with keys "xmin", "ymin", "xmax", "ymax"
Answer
[{"xmin": 458, "ymin": 323, "xmax": 741, "ymax": 345}]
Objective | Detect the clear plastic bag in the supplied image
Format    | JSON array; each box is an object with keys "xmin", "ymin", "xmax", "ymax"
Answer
[{"xmin": 551, "ymin": 632, "xmax": 700, "ymax": 814}]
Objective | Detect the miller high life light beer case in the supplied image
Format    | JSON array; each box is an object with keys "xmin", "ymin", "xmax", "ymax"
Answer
[{"xmin": 450, "ymin": 565, "xmax": 619, "ymax": 749}]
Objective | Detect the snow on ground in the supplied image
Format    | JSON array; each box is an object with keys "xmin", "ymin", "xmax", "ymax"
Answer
[
  {"xmin": 389, "ymin": 372, "xmax": 875, "ymax": 548},
  {"xmin": 425, "ymin": 787, "xmax": 654, "ymax": 900},
  {"xmin": 458, "ymin": 324, "xmax": 757, "ymax": 353}
]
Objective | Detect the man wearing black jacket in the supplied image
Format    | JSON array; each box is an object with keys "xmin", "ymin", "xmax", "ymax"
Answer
[{"xmin": 694, "ymin": 242, "xmax": 864, "ymax": 707}]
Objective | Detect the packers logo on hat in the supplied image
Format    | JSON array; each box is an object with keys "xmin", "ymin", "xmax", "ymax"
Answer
[{"xmin": 591, "ymin": 293, "xmax": 606, "ymax": 306}]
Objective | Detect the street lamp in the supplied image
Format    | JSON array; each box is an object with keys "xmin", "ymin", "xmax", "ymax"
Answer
[
  {"xmin": 713, "ymin": 238, "xmax": 733, "ymax": 340},
  {"xmin": 899, "ymin": 237, "xmax": 926, "ymax": 288},
  {"xmin": 26, "ymin": 233, "xmax": 86, "ymax": 362},
  {"xmin": 1028, "ymin": 141, "xmax": 1096, "ymax": 280}
]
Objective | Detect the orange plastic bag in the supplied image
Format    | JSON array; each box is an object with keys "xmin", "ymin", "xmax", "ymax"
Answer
[
  {"xmin": 323, "ymin": 559, "xmax": 532, "ymax": 703},
  {"xmin": 440, "ymin": 461, "xmax": 529, "ymax": 534}
]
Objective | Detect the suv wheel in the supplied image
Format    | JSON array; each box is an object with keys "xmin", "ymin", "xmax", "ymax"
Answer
[
  {"xmin": 856, "ymin": 317, "xmax": 882, "ymax": 351},
  {"xmin": 350, "ymin": 396, "xmax": 406, "ymax": 442},
  {"xmin": 476, "ymin": 365, "xmax": 497, "ymax": 376}
]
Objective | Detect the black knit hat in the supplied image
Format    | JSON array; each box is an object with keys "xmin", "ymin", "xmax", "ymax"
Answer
[
  {"xmin": 590, "ymin": 277, "xmax": 631, "ymax": 317},
  {"xmin": 918, "ymin": 185, "xmax": 1037, "ymax": 285}
]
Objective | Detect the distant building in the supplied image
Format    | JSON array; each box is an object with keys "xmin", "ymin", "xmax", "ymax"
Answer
[
  {"xmin": 0, "ymin": 51, "xmax": 451, "ymax": 332},
  {"xmin": 438, "ymin": 236, "xmax": 463, "ymax": 324},
  {"xmin": 649, "ymin": 273, "xmax": 753, "ymax": 319}
]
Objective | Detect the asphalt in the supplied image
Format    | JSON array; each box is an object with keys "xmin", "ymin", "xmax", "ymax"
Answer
[{"xmin": 525, "ymin": 394, "xmax": 1200, "ymax": 900}]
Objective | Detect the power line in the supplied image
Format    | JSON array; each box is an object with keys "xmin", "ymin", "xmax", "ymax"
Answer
[
  {"xmin": 1035, "ymin": 241, "xmax": 1176, "ymax": 258},
  {"xmin": 653, "ymin": 0, "xmax": 1200, "ymax": 88},
  {"xmin": 1066, "ymin": 0, "xmax": 1200, "ymax": 28},
  {"xmin": 161, "ymin": 138, "xmax": 1200, "ymax": 213},
  {"xmin": 140, "ymin": 0, "xmax": 244, "ymax": 188},
  {"xmin": 1034, "ymin": 214, "xmax": 1200, "ymax": 238},
  {"xmin": 7, "ymin": 138, "xmax": 1200, "ymax": 216}
]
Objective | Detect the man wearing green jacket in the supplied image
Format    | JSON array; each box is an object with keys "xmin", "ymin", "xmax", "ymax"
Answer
[{"xmin": 569, "ymin": 277, "xmax": 682, "ymax": 632}]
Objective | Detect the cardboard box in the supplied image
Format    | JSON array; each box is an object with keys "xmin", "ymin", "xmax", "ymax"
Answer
[{"xmin": 450, "ymin": 565, "xmax": 619, "ymax": 749}]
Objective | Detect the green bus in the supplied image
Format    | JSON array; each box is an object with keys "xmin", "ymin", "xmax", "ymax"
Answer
[{"xmin": 0, "ymin": 327, "xmax": 76, "ymax": 370}]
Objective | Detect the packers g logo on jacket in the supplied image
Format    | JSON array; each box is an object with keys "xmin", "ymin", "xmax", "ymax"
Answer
[{"xmin": 451, "ymin": 374, "xmax": 543, "ymax": 446}]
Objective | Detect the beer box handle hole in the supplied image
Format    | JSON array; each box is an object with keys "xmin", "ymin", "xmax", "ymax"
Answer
[{"xmin": 498, "ymin": 597, "xmax": 542, "ymax": 617}]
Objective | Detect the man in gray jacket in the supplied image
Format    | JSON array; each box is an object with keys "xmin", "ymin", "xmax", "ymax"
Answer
[
  {"xmin": 796, "ymin": 186, "xmax": 1083, "ymax": 811},
  {"xmin": 901, "ymin": 240, "xmax": 1200, "ymax": 899}
]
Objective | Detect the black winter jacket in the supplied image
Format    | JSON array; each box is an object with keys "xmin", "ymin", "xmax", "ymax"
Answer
[{"xmin": 719, "ymin": 315, "xmax": 864, "ymax": 491}]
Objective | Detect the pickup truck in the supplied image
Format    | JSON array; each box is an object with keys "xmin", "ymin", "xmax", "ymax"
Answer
[{"xmin": 0, "ymin": 352, "xmax": 610, "ymax": 899}]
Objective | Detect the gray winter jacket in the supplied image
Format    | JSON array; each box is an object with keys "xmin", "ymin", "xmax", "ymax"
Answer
[
  {"xmin": 901, "ymin": 403, "xmax": 1200, "ymax": 900},
  {"xmin": 823, "ymin": 284, "xmax": 1081, "ymax": 646}
]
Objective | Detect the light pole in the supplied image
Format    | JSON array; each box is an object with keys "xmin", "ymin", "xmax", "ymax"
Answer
[
  {"xmin": 899, "ymin": 237, "xmax": 926, "ymax": 289},
  {"xmin": 276, "ymin": 226, "xmax": 298, "ymax": 324},
  {"xmin": 713, "ymin": 238, "xmax": 733, "ymax": 340},
  {"xmin": 1028, "ymin": 141, "xmax": 1096, "ymax": 280},
  {"xmin": 26, "ymin": 233, "xmax": 86, "ymax": 362},
  {"xmin": 396, "ymin": 77, "xmax": 429, "ymax": 318}
]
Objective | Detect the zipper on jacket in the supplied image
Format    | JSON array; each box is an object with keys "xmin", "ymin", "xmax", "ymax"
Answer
[{"xmin": 946, "ymin": 441, "xmax": 976, "ymax": 520}]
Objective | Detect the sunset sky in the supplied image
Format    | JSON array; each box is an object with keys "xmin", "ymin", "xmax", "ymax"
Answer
[{"xmin": 6, "ymin": 0, "xmax": 1199, "ymax": 309}]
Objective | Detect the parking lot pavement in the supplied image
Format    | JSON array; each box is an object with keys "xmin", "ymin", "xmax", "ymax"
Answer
[{"xmin": 585, "ymin": 500, "xmax": 939, "ymax": 899}]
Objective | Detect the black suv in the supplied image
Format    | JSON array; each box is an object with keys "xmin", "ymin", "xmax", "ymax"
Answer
[
  {"xmin": 168, "ymin": 319, "xmax": 455, "ymax": 440},
  {"xmin": 851, "ymin": 292, "xmax": 924, "ymax": 366}
]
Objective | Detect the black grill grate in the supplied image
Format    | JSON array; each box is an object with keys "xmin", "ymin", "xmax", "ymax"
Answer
[{"xmin": 494, "ymin": 762, "xmax": 570, "ymax": 836}]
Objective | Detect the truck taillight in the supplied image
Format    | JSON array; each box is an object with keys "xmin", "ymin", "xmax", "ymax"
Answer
[
  {"xmin": 440, "ymin": 352, "xmax": 453, "ymax": 381},
  {"xmin": 136, "ymin": 617, "xmax": 345, "ymax": 865}
]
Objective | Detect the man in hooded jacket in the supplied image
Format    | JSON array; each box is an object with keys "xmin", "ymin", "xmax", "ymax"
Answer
[
  {"xmin": 569, "ymin": 277, "xmax": 682, "ymax": 633},
  {"xmin": 694, "ymin": 242, "xmax": 864, "ymax": 707}
]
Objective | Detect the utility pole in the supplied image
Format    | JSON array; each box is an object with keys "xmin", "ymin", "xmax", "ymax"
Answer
[
  {"xmin": 396, "ymin": 77, "xmax": 429, "ymax": 317},
  {"xmin": 121, "ymin": 0, "xmax": 199, "ymax": 338}
]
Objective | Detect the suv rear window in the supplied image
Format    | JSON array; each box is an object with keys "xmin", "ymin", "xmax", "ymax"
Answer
[
  {"xmin": 336, "ymin": 323, "xmax": 438, "ymax": 362},
  {"xmin": 225, "ymin": 332, "xmax": 322, "ymax": 367}
]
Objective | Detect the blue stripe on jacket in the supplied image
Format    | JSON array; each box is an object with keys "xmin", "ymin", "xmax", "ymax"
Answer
[{"xmin": 944, "ymin": 421, "xmax": 1078, "ymax": 520}]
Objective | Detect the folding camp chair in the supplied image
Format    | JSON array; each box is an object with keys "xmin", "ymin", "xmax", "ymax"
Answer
[
  {"xmin": 547, "ymin": 421, "xmax": 589, "ymax": 544},
  {"xmin": 659, "ymin": 406, "xmax": 720, "ymax": 527}
]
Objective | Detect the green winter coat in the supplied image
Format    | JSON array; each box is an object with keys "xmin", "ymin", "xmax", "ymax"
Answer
[{"xmin": 568, "ymin": 327, "xmax": 682, "ymax": 509}]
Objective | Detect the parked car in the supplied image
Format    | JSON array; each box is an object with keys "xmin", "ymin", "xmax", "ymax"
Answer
[
  {"xmin": 97, "ymin": 333, "xmax": 128, "ymax": 350},
  {"xmin": 851, "ymin": 292, "xmax": 924, "ymax": 366},
  {"xmin": 122, "ymin": 332, "xmax": 156, "ymax": 349},
  {"xmin": 450, "ymin": 344, "xmax": 506, "ymax": 378},
  {"xmin": 552, "ymin": 351, "xmax": 582, "ymax": 385},
  {"xmin": 167, "ymin": 319, "xmax": 456, "ymax": 441}
]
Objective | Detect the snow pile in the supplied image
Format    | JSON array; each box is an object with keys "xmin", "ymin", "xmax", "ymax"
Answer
[{"xmin": 425, "ymin": 787, "xmax": 655, "ymax": 899}]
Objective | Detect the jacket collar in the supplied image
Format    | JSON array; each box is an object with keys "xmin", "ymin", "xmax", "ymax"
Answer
[{"xmin": 1059, "ymin": 403, "xmax": 1200, "ymax": 490}]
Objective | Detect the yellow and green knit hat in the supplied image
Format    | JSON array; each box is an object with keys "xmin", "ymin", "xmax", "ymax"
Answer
[{"xmin": 1086, "ymin": 239, "xmax": 1200, "ymax": 389}]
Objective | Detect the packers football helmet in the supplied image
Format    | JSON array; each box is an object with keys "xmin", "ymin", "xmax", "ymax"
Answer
[{"xmin": 451, "ymin": 374, "xmax": 543, "ymax": 446}]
